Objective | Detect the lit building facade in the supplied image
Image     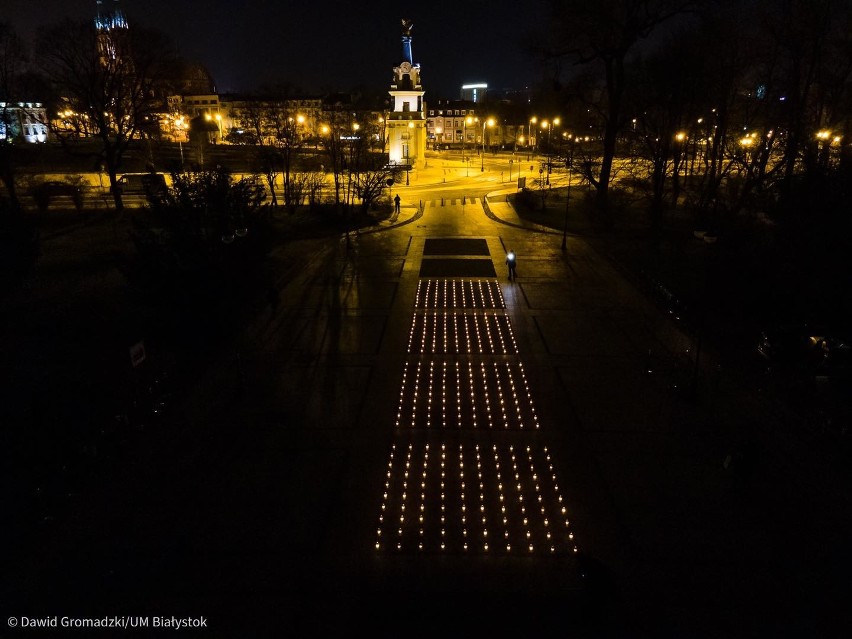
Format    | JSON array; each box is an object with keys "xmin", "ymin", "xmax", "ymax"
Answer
[
  {"xmin": 460, "ymin": 83, "xmax": 487, "ymax": 103},
  {"xmin": 426, "ymin": 100, "xmax": 477, "ymax": 148},
  {"xmin": 0, "ymin": 103, "xmax": 49, "ymax": 143}
]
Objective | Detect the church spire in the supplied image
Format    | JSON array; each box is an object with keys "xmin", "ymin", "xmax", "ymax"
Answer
[
  {"xmin": 95, "ymin": 0, "xmax": 130, "ymax": 65},
  {"xmin": 95, "ymin": 0, "xmax": 128, "ymax": 31}
]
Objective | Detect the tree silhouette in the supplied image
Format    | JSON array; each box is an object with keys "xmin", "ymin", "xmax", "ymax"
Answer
[{"xmin": 36, "ymin": 18, "xmax": 179, "ymax": 211}]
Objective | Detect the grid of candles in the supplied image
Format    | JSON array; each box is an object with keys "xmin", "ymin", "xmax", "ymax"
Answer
[
  {"xmin": 395, "ymin": 360, "xmax": 539, "ymax": 430},
  {"xmin": 376, "ymin": 275, "xmax": 577, "ymax": 555},
  {"xmin": 376, "ymin": 441, "xmax": 578, "ymax": 555},
  {"xmin": 415, "ymin": 279, "xmax": 505, "ymax": 310},
  {"xmin": 407, "ymin": 311, "xmax": 518, "ymax": 355}
]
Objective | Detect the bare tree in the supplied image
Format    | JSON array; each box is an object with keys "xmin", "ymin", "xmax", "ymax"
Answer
[
  {"xmin": 235, "ymin": 101, "xmax": 282, "ymax": 207},
  {"xmin": 301, "ymin": 171, "xmax": 325, "ymax": 210},
  {"xmin": 627, "ymin": 30, "xmax": 705, "ymax": 230},
  {"xmin": 758, "ymin": 0, "xmax": 852, "ymax": 186},
  {"xmin": 273, "ymin": 112, "xmax": 307, "ymax": 212},
  {"xmin": 541, "ymin": 0, "xmax": 695, "ymax": 215},
  {"xmin": 36, "ymin": 18, "xmax": 179, "ymax": 211},
  {"xmin": 353, "ymin": 163, "xmax": 401, "ymax": 214},
  {"xmin": 321, "ymin": 108, "xmax": 350, "ymax": 207}
]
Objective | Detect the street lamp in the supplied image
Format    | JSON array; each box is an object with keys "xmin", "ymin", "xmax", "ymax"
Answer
[
  {"xmin": 343, "ymin": 121, "xmax": 361, "ymax": 248},
  {"xmin": 205, "ymin": 112, "xmax": 223, "ymax": 143},
  {"xmin": 561, "ymin": 135, "xmax": 575, "ymax": 251},
  {"xmin": 528, "ymin": 117, "xmax": 537, "ymax": 159},
  {"xmin": 174, "ymin": 116, "xmax": 187, "ymax": 168},
  {"xmin": 406, "ymin": 121, "xmax": 414, "ymax": 184},
  {"xmin": 541, "ymin": 118, "xmax": 559, "ymax": 184},
  {"xmin": 481, "ymin": 117, "xmax": 494, "ymax": 172},
  {"xmin": 464, "ymin": 116, "xmax": 474, "ymax": 176},
  {"xmin": 464, "ymin": 116, "xmax": 473, "ymax": 162}
]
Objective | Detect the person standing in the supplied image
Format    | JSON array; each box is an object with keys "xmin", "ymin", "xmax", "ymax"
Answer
[
  {"xmin": 506, "ymin": 249, "xmax": 517, "ymax": 281},
  {"xmin": 394, "ymin": 193, "xmax": 401, "ymax": 215}
]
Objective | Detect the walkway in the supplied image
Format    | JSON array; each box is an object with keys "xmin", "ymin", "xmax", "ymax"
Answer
[{"xmin": 10, "ymin": 183, "xmax": 847, "ymax": 637}]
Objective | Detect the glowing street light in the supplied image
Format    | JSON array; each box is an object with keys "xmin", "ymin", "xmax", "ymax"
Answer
[
  {"xmin": 205, "ymin": 112, "xmax": 223, "ymax": 142},
  {"xmin": 528, "ymin": 117, "xmax": 537, "ymax": 159},
  {"xmin": 561, "ymin": 133, "xmax": 575, "ymax": 252},
  {"xmin": 464, "ymin": 116, "xmax": 476, "ymax": 175},
  {"xmin": 541, "ymin": 118, "xmax": 560, "ymax": 184},
  {"xmin": 174, "ymin": 115, "xmax": 187, "ymax": 168},
  {"xmin": 481, "ymin": 117, "xmax": 494, "ymax": 172}
]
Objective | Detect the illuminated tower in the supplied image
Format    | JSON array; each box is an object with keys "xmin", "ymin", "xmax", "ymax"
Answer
[
  {"xmin": 387, "ymin": 19, "xmax": 426, "ymax": 170},
  {"xmin": 95, "ymin": 0, "xmax": 130, "ymax": 65}
]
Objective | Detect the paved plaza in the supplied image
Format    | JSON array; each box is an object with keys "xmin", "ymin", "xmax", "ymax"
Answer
[{"xmin": 6, "ymin": 166, "xmax": 849, "ymax": 636}]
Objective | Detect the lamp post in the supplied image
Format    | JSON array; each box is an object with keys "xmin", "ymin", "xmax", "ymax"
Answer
[
  {"xmin": 464, "ymin": 116, "xmax": 472, "ymax": 162},
  {"xmin": 561, "ymin": 136, "xmax": 575, "ymax": 252},
  {"xmin": 174, "ymin": 116, "xmax": 186, "ymax": 168},
  {"xmin": 528, "ymin": 117, "xmax": 537, "ymax": 160},
  {"xmin": 205, "ymin": 112, "xmax": 223, "ymax": 143},
  {"xmin": 481, "ymin": 117, "xmax": 494, "ymax": 172},
  {"xmin": 465, "ymin": 116, "xmax": 474, "ymax": 176},
  {"xmin": 816, "ymin": 129, "xmax": 839, "ymax": 169},
  {"xmin": 344, "ymin": 121, "xmax": 360, "ymax": 248},
  {"xmin": 406, "ymin": 121, "xmax": 414, "ymax": 185}
]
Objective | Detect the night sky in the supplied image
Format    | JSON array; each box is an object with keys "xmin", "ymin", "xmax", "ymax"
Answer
[{"xmin": 7, "ymin": 0, "xmax": 548, "ymax": 98}]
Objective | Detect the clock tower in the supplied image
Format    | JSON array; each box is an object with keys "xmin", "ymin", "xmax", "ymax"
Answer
[{"xmin": 387, "ymin": 19, "xmax": 426, "ymax": 171}]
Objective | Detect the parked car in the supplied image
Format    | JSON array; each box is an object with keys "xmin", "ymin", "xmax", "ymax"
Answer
[
  {"xmin": 757, "ymin": 324, "xmax": 851, "ymax": 381},
  {"xmin": 116, "ymin": 172, "xmax": 168, "ymax": 196}
]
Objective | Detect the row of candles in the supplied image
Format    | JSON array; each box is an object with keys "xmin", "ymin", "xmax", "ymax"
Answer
[
  {"xmin": 415, "ymin": 279, "xmax": 505, "ymax": 310},
  {"xmin": 407, "ymin": 311, "xmax": 518, "ymax": 355}
]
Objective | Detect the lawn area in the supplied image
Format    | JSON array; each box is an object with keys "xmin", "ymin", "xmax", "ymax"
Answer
[
  {"xmin": 511, "ymin": 185, "xmax": 850, "ymax": 352},
  {"xmin": 0, "ymin": 206, "xmax": 391, "ymax": 478}
]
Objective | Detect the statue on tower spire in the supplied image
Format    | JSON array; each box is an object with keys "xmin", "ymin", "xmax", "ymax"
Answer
[{"xmin": 401, "ymin": 19, "xmax": 414, "ymax": 64}]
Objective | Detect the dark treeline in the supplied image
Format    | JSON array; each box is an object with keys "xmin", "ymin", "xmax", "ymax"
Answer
[{"xmin": 494, "ymin": 0, "xmax": 852, "ymax": 233}]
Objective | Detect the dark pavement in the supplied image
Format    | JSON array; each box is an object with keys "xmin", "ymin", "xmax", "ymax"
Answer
[{"xmin": 5, "ymin": 183, "xmax": 850, "ymax": 637}]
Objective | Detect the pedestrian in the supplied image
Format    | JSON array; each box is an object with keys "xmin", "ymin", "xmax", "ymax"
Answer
[
  {"xmin": 394, "ymin": 193, "xmax": 401, "ymax": 214},
  {"xmin": 506, "ymin": 249, "xmax": 517, "ymax": 281}
]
